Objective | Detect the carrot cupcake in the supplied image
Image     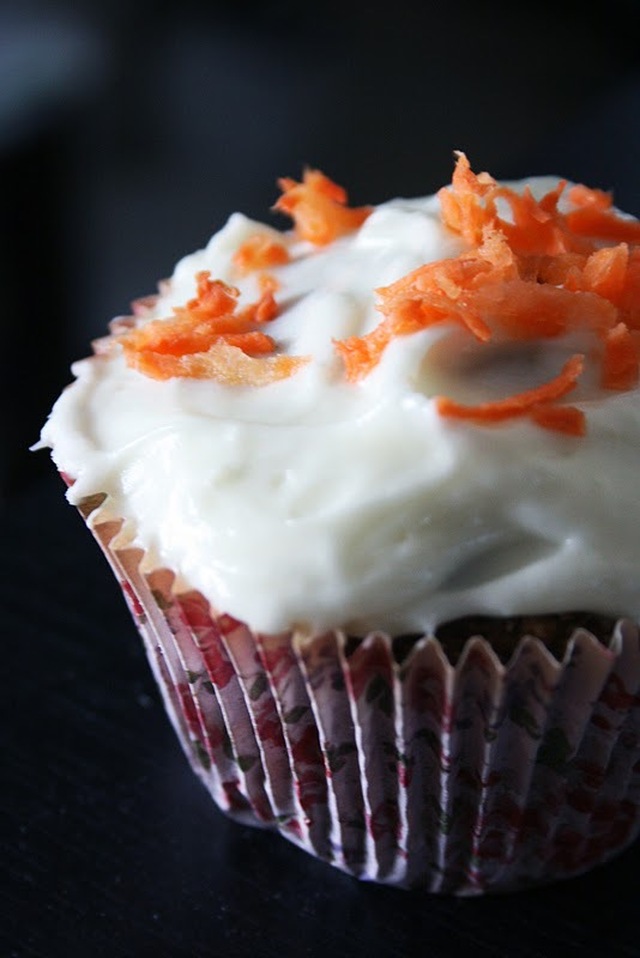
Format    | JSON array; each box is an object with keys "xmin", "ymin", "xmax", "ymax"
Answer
[{"xmin": 37, "ymin": 153, "xmax": 640, "ymax": 893}]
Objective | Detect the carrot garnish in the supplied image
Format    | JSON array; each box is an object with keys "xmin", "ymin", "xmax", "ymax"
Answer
[
  {"xmin": 334, "ymin": 232, "xmax": 613, "ymax": 382},
  {"xmin": 258, "ymin": 272, "xmax": 281, "ymax": 294},
  {"xmin": 472, "ymin": 282, "xmax": 617, "ymax": 341},
  {"xmin": 565, "ymin": 183, "xmax": 640, "ymax": 244},
  {"xmin": 567, "ymin": 183, "xmax": 612, "ymax": 209},
  {"xmin": 334, "ymin": 152, "xmax": 640, "ymax": 434},
  {"xmin": 127, "ymin": 344, "xmax": 307, "ymax": 385},
  {"xmin": 435, "ymin": 354, "xmax": 584, "ymax": 424},
  {"xmin": 564, "ymin": 206, "xmax": 640, "ymax": 245},
  {"xmin": 274, "ymin": 168, "xmax": 372, "ymax": 245},
  {"xmin": 496, "ymin": 183, "xmax": 569, "ymax": 256},
  {"xmin": 238, "ymin": 289, "xmax": 278, "ymax": 324},
  {"xmin": 338, "ymin": 229, "xmax": 516, "ymax": 378},
  {"xmin": 529, "ymin": 404, "xmax": 586, "ymax": 437},
  {"xmin": 335, "ymin": 323, "xmax": 395, "ymax": 382},
  {"xmin": 120, "ymin": 156, "xmax": 640, "ymax": 422},
  {"xmin": 579, "ymin": 244, "xmax": 629, "ymax": 302},
  {"xmin": 232, "ymin": 233, "xmax": 290, "ymax": 275},
  {"xmin": 437, "ymin": 151, "xmax": 498, "ymax": 246},
  {"xmin": 120, "ymin": 270, "xmax": 307, "ymax": 385},
  {"xmin": 618, "ymin": 248, "xmax": 640, "ymax": 330},
  {"xmin": 601, "ymin": 322, "xmax": 640, "ymax": 391}
]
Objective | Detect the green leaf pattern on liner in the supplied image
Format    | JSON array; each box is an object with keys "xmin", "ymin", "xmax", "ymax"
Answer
[
  {"xmin": 283, "ymin": 705, "xmax": 309, "ymax": 725},
  {"xmin": 185, "ymin": 668, "xmax": 214, "ymax": 696},
  {"xmin": 248, "ymin": 671, "xmax": 269, "ymax": 701},
  {"xmin": 326, "ymin": 741, "xmax": 358, "ymax": 775},
  {"xmin": 237, "ymin": 754, "xmax": 258, "ymax": 772},
  {"xmin": 222, "ymin": 728, "xmax": 235, "ymax": 762},
  {"xmin": 193, "ymin": 739, "xmax": 211, "ymax": 771},
  {"xmin": 509, "ymin": 703, "xmax": 543, "ymax": 739}
]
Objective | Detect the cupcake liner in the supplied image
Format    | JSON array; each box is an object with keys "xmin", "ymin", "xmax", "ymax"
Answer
[{"xmin": 78, "ymin": 492, "xmax": 640, "ymax": 894}]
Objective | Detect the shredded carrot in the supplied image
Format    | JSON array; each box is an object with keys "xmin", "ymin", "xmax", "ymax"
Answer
[
  {"xmin": 473, "ymin": 282, "xmax": 617, "ymax": 341},
  {"xmin": 273, "ymin": 168, "xmax": 372, "ymax": 245},
  {"xmin": 127, "ymin": 344, "xmax": 308, "ymax": 385},
  {"xmin": 335, "ymin": 229, "xmax": 615, "ymax": 383},
  {"xmin": 172, "ymin": 272, "xmax": 239, "ymax": 324},
  {"xmin": 578, "ymin": 244, "xmax": 629, "ymax": 302},
  {"xmin": 232, "ymin": 233, "xmax": 290, "ymax": 275},
  {"xmin": 436, "ymin": 151, "xmax": 498, "ymax": 246},
  {"xmin": 564, "ymin": 207, "xmax": 640, "ymax": 244},
  {"xmin": 529, "ymin": 404, "xmax": 586, "ymax": 437},
  {"xmin": 436, "ymin": 151, "xmax": 624, "ymax": 257},
  {"xmin": 601, "ymin": 322, "xmax": 640, "ymax": 390},
  {"xmin": 334, "ymin": 323, "xmax": 395, "ymax": 383},
  {"xmin": 565, "ymin": 181, "xmax": 640, "ymax": 245},
  {"xmin": 120, "ymin": 270, "xmax": 306, "ymax": 385},
  {"xmin": 567, "ymin": 183, "xmax": 613, "ymax": 210},
  {"xmin": 258, "ymin": 272, "xmax": 281, "ymax": 294},
  {"xmin": 342, "ymin": 229, "xmax": 517, "ymax": 372},
  {"xmin": 435, "ymin": 354, "xmax": 584, "ymax": 424},
  {"xmin": 496, "ymin": 184, "xmax": 570, "ymax": 256},
  {"xmin": 119, "ymin": 155, "xmax": 640, "ymax": 423},
  {"xmin": 334, "ymin": 152, "xmax": 640, "ymax": 434},
  {"xmin": 619, "ymin": 248, "xmax": 640, "ymax": 329},
  {"xmin": 238, "ymin": 289, "xmax": 278, "ymax": 324}
]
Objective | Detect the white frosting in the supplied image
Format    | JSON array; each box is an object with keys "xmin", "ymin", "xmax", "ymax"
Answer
[{"xmin": 40, "ymin": 177, "xmax": 640, "ymax": 636}]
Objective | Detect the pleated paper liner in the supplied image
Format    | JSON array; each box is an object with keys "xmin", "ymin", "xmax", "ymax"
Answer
[{"xmin": 76, "ymin": 490, "xmax": 640, "ymax": 895}]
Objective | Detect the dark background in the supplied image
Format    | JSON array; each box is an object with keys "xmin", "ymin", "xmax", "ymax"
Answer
[{"xmin": 3, "ymin": 1, "xmax": 640, "ymax": 956}]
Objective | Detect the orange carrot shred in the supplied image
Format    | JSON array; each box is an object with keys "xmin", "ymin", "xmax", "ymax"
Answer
[
  {"xmin": 435, "ymin": 354, "xmax": 584, "ymax": 424},
  {"xmin": 213, "ymin": 331, "xmax": 276, "ymax": 355},
  {"xmin": 496, "ymin": 185, "xmax": 569, "ymax": 256},
  {"xmin": 580, "ymin": 244, "xmax": 629, "ymax": 303},
  {"xmin": 601, "ymin": 322, "xmax": 640, "ymax": 390},
  {"xmin": 334, "ymin": 324, "xmax": 393, "ymax": 383},
  {"xmin": 128, "ymin": 345, "xmax": 308, "ymax": 385},
  {"xmin": 173, "ymin": 272, "xmax": 239, "ymax": 323},
  {"xmin": 120, "ymin": 155, "xmax": 640, "ymax": 421},
  {"xmin": 333, "ymin": 152, "xmax": 640, "ymax": 435},
  {"xmin": 274, "ymin": 168, "xmax": 372, "ymax": 245},
  {"xmin": 258, "ymin": 272, "xmax": 281, "ymax": 294},
  {"xmin": 565, "ymin": 206, "xmax": 640, "ymax": 244},
  {"xmin": 232, "ymin": 234, "xmax": 290, "ymax": 275},
  {"xmin": 529, "ymin": 404, "xmax": 586, "ymax": 437},
  {"xmin": 437, "ymin": 151, "xmax": 498, "ymax": 246},
  {"xmin": 567, "ymin": 183, "xmax": 613, "ymax": 210},
  {"xmin": 302, "ymin": 169, "xmax": 348, "ymax": 204},
  {"xmin": 238, "ymin": 289, "xmax": 278, "ymax": 324},
  {"xmin": 120, "ymin": 269, "xmax": 306, "ymax": 385},
  {"xmin": 619, "ymin": 248, "xmax": 640, "ymax": 329}
]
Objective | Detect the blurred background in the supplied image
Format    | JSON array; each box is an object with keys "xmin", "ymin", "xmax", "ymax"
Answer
[{"xmin": 2, "ymin": 0, "xmax": 639, "ymax": 499}]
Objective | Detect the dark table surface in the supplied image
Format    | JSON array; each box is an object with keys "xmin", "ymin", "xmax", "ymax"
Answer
[{"xmin": 4, "ymin": 472, "xmax": 640, "ymax": 958}]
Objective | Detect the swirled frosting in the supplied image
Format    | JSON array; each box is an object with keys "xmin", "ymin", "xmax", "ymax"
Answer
[{"xmin": 39, "ymin": 168, "xmax": 640, "ymax": 636}]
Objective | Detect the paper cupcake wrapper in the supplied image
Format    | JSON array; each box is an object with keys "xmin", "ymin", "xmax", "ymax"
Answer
[{"xmin": 77, "ymin": 493, "xmax": 640, "ymax": 894}]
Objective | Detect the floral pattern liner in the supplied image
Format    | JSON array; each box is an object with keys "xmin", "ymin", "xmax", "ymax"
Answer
[{"xmin": 77, "ymin": 492, "xmax": 640, "ymax": 895}]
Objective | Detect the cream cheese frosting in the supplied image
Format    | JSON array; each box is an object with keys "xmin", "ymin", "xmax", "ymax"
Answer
[{"xmin": 39, "ymin": 170, "xmax": 640, "ymax": 636}]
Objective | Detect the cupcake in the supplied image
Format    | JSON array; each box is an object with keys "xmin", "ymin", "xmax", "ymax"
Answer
[{"xmin": 37, "ymin": 153, "xmax": 640, "ymax": 893}]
